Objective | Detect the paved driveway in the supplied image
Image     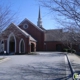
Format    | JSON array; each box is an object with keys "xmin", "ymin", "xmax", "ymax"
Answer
[{"xmin": 0, "ymin": 52, "xmax": 71, "ymax": 80}]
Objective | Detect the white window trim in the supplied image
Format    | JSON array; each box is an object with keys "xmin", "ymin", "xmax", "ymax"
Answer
[
  {"xmin": 7, "ymin": 33, "xmax": 16, "ymax": 53},
  {"xmin": 19, "ymin": 39, "xmax": 25, "ymax": 53}
]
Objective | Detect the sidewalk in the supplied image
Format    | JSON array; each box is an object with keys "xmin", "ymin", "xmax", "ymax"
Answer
[{"xmin": 67, "ymin": 53, "xmax": 80, "ymax": 74}]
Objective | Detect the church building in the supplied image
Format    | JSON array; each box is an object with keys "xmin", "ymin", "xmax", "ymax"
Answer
[{"xmin": 0, "ymin": 7, "xmax": 79, "ymax": 54}]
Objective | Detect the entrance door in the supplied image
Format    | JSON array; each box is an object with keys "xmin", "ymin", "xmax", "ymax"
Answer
[
  {"xmin": 9, "ymin": 36, "xmax": 15, "ymax": 54},
  {"xmin": 9, "ymin": 42, "xmax": 15, "ymax": 53},
  {"xmin": 31, "ymin": 43, "xmax": 34, "ymax": 52},
  {"xmin": 56, "ymin": 44, "xmax": 62, "ymax": 51}
]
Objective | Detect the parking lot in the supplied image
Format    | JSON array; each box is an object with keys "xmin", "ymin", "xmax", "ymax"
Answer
[{"xmin": 0, "ymin": 52, "xmax": 71, "ymax": 80}]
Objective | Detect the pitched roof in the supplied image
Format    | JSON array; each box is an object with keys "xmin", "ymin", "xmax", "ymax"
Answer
[
  {"xmin": 45, "ymin": 29, "xmax": 63, "ymax": 41},
  {"xmin": 45, "ymin": 29, "xmax": 76, "ymax": 42},
  {"xmin": 18, "ymin": 18, "xmax": 45, "ymax": 32},
  {"xmin": 3, "ymin": 23, "xmax": 37, "ymax": 42}
]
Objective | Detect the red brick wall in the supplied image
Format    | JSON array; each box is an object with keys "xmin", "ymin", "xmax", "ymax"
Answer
[
  {"xmin": 19, "ymin": 20, "xmax": 45, "ymax": 51},
  {"xmin": 2, "ymin": 24, "xmax": 30, "ymax": 53},
  {"xmin": 16, "ymin": 35, "xmax": 29, "ymax": 53},
  {"xmin": 44, "ymin": 41, "xmax": 63, "ymax": 51}
]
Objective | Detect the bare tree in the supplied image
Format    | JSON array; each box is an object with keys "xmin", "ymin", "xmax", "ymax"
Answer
[
  {"xmin": 60, "ymin": 26, "xmax": 80, "ymax": 52},
  {"xmin": 39, "ymin": 0, "xmax": 80, "ymax": 52},
  {"xmin": 0, "ymin": 5, "xmax": 15, "ymax": 33},
  {"xmin": 39, "ymin": 0, "xmax": 80, "ymax": 28}
]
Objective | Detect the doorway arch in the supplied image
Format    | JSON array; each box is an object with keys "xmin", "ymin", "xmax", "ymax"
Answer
[
  {"xmin": 7, "ymin": 33, "xmax": 16, "ymax": 54},
  {"xmin": 19, "ymin": 39, "xmax": 25, "ymax": 53},
  {"xmin": 31, "ymin": 43, "xmax": 35, "ymax": 52}
]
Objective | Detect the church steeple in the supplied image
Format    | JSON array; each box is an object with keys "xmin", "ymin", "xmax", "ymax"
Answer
[
  {"xmin": 39, "ymin": 6, "xmax": 41, "ymax": 19},
  {"xmin": 37, "ymin": 6, "xmax": 42, "ymax": 27}
]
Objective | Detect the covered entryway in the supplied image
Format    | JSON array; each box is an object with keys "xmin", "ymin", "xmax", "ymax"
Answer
[
  {"xmin": 19, "ymin": 39, "xmax": 25, "ymax": 53},
  {"xmin": 9, "ymin": 36, "xmax": 15, "ymax": 53},
  {"xmin": 31, "ymin": 43, "xmax": 35, "ymax": 52},
  {"xmin": 7, "ymin": 33, "xmax": 16, "ymax": 54}
]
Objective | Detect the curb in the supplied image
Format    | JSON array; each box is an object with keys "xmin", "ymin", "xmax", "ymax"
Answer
[
  {"xmin": 65, "ymin": 53, "xmax": 74, "ymax": 80},
  {"xmin": 0, "ymin": 57, "xmax": 10, "ymax": 63}
]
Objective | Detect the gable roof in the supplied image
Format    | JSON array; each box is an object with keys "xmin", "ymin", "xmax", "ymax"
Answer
[
  {"xmin": 45, "ymin": 29, "xmax": 76, "ymax": 42},
  {"xmin": 45, "ymin": 29, "xmax": 63, "ymax": 41},
  {"xmin": 2, "ymin": 23, "xmax": 37, "ymax": 42},
  {"xmin": 18, "ymin": 18, "xmax": 45, "ymax": 32}
]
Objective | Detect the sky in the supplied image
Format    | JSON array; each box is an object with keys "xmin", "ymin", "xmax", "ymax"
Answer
[{"xmin": 0, "ymin": 0, "xmax": 60, "ymax": 30}]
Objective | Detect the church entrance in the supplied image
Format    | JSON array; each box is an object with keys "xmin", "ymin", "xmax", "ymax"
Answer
[
  {"xmin": 9, "ymin": 36, "xmax": 15, "ymax": 54},
  {"xmin": 31, "ymin": 43, "xmax": 35, "ymax": 52}
]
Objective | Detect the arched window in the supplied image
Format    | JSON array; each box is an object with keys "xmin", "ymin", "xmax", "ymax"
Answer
[
  {"xmin": 9, "ymin": 36, "xmax": 15, "ymax": 53},
  {"xmin": 19, "ymin": 39, "xmax": 25, "ymax": 53},
  {"xmin": 7, "ymin": 33, "xmax": 16, "ymax": 54}
]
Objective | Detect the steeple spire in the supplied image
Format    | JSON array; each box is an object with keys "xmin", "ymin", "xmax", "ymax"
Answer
[
  {"xmin": 37, "ymin": 6, "xmax": 42, "ymax": 27},
  {"xmin": 39, "ymin": 6, "xmax": 41, "ymax": 19}
]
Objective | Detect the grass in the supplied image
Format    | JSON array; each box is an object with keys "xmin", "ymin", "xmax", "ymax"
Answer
[
  {"xmin": 28, "ymin": 52, "xmax": 39, "ymax": 55},
  {"xmin": 0, "ymin": 57, "xmax": 5, "ymax": 60}
]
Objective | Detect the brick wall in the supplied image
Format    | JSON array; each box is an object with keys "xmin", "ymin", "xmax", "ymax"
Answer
[
  {"xmin": 2, "ymin": 24, "xmax": 30, "ymax": 54},
  {"xmin": 44, "ymin": 41, "xmax": 63, "ymax": 51},
  {"xmin": 19, "ymin": 19, "xmax": 45, "ymax": 51}
]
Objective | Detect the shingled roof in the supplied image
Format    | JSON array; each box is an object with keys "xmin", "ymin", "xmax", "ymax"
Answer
[{"xmin": 45, "ymin": 29, "xmax": 63, "ymax": 41}]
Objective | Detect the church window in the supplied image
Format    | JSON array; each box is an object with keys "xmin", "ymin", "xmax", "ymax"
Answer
[{"xmin": 23, "ymin": 24, "xmax": 28, "ymax": 29}]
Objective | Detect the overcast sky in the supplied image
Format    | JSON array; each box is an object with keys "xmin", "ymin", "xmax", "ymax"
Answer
[{"xmin": 0, "ymin": 0, "xmax": 60, "ymax": 29}]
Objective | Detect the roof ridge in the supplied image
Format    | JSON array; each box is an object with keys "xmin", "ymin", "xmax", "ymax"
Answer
[
  {"xmin": 4, "ymin": 23, "xmax": 36, "ymax": 42},
  {"xmin": 13, "ymin": 23, "xmax": 37, "ymax": 41},
  {"xmin": 18, "ymin": 18, "xmax": 45, "ymax": 32}
]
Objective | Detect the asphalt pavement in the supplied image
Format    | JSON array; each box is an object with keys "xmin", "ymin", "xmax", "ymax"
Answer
[{"xmin": 0, "ymin": 52, "xmax": 72, "ymax": 80}]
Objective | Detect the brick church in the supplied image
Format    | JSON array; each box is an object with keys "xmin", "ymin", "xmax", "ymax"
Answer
[{"xmin": 0, "ymin": 7, "xmax": 79, "ymax": 54}]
